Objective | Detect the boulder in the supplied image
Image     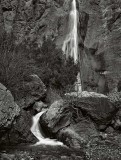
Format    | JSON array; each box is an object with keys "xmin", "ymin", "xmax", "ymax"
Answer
[
  {"xmin": 33, "ymin": 101, "xmax": 48, "ymax": 112},
  {"xmin": 0, "ymin": 83, "xmax": 20, "ymax": 135},
  {"xmin": 8, "ymin": 110, "xmax": 37, "ymax": 144},
  {"xmin": 72, "ymin": 97, "xmax": 117, "ymax": 130},
  {"xmin": 58, "ymin": 120, "xmax": 98, "ymax": 149},
  {"xmin": 17, "ymin": 74, "xmax": 47, "ymax": 109},
  {"xmin": 40, "ymin": 100, "xmax": 70, "ymax": 134}
]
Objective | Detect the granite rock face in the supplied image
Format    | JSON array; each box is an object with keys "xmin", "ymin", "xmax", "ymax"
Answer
[{"xmin": 80, "ymin": 0, "xmax": 121, "ymax": 93}]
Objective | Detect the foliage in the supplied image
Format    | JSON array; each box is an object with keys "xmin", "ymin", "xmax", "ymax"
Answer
[
  {"xmin": 31, "ymin": 39, "xmax": 79, "ymax": 91},
  {"xmin": 0, "ymin": 35, "xmax": 79, "ymax": 99},
  {"xmin": 0, "ymin": 34, "xmax": 37, "ymax": 99}
]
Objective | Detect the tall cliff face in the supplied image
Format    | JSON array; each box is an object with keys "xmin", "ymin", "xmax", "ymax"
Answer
[
  {"xmin": 0, "ymin": 0, "xmax": 120, "ymax": 94},
  {"xmin": 0, "ymin": 0, "xmax": 66, "ymax": 46},
  {"xmin": 79, "ymin": 0, "xmax": 121, "ymax": 94}
]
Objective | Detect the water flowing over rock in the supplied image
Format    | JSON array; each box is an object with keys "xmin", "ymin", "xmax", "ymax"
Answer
[{"xmin": 31, "ymin": 110, "xmax": 63, "ymax": 146}]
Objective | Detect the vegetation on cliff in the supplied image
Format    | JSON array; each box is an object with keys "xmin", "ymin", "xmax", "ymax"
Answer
[{"xmin": 0, "ymin": 34, "xmax": 79, "ymax": 100}]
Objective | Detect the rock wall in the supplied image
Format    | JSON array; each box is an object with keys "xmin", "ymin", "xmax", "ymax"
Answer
[
  {"xmin": 0, "ymin": 0, "xmax": 67, "ymax": 47},
  {"xmin": 79, "ymin": 0, "xmax": 121, "ymax": 93}
]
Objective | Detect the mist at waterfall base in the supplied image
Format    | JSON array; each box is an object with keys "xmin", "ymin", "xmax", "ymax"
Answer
[{"xmin": 30, "ymin": 110, "xmax": 63, "ymax": 146}]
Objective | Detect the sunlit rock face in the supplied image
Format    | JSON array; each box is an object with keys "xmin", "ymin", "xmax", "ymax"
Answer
[{"xmin": 79, "ymin": 0, "xmax": 121, "ymax": 94}]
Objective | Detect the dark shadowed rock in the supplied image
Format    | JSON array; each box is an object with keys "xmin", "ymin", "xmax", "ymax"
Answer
[
  {"xmin": 75, "ymin": 97, "xmax": 117, "ymax": 129},
  {"xmin": 0, "ymin": 109, "xmax": 36, "ymax": 145},
  {"xmin": 58, "ymin": 119, "xmax": 98, "ymax": 149},
  {"xmin": 17, "ymin": 74, "xmax": 47, "ymax": 109},
  {"xmin": 8, "ymin": 110, "xmax": 37, "ymax": 144}
]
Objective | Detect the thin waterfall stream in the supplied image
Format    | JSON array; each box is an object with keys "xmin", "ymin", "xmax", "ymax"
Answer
[
  {"xmin": 30, "ymin": 110, "xmax": 63, "ymax": 146},
  {"xmin": 62, "ymin": 0, "xmax": 82, "ymax": 92},
  {"xmin": 62, "ymin": 0, "xmax": 78, "ymax": 63}
]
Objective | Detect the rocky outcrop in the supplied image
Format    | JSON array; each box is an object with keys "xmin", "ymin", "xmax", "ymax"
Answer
[
  {"xmin": 40, "ymin": 96, "xmax": 118, "ymax": 148},
  {"xmin": 0, "ymin": 83, "xmax": 20, "ymax": 136}
]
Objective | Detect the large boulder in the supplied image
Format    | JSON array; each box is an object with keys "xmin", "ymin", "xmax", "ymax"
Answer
[
  {"xmin": 7, "ymin": 110, "xmax": 37, "ymax": 145},
  {"xmin": 0, "ymin": 83, "xmax": 20, "ymax": 135},
  {"xmin": 40, "ymin": 96, "xmax": 117, "ymax": 148}
]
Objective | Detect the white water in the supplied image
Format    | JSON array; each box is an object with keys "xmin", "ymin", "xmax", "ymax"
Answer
[
  {"xmin": 30, "ymin": 111, "xmax": 63, "ymax": 146},
  {"xmin": 62, "ymin": 0, "xmax": 82, "ymax": 92},
  {"xmin": 62, "ymin": 0, "xmax": 78, "ymax": 63}
]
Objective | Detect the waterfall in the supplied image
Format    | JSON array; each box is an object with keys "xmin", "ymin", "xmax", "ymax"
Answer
[
  {"xmin": 30, "ymin": 111, "xmax": 63, "ymax": 146},
  {"xmin": 62, "ymin": 0, "xmax": 78, "ymax": 63},
  {"xmin": 62, "ymin": 0, "xmax": 82, "ymax": 92}
]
